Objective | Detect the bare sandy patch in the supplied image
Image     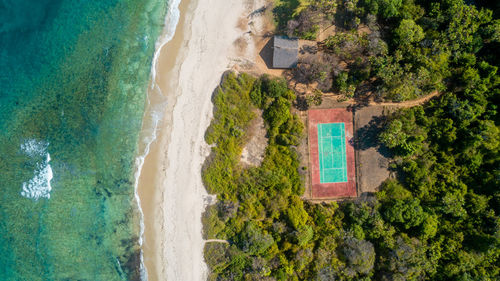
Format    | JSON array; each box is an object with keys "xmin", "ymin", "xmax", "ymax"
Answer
[{"xmin": 240, "ymin": 111, "xmax": 267, "ymax": 166}]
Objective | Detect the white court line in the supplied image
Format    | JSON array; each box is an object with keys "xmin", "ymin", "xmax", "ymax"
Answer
[
  {"xmin": 341, "ymin": 123, "xmax": 347, "ymax": 181},
  {"xmin": 319, "ymin": 124, "xmax": 324, "ymax": 181}
]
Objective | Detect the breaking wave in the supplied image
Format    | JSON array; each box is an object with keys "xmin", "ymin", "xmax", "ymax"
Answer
[{"xmin": 20, "ymin": 139, "xmax": 53, "ymax": 200}]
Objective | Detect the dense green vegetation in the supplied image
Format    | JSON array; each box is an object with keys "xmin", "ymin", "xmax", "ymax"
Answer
[
  {"xmin": 203, "ymin": 72, "xmax": 498, "ymax": 280},
  {"xmin": 202, "ymin": 72, "xmax": 310, "ymax": 280},
  {"xmin": 281, "ymin": 0, "xmax": 500, "ymax": 102},
  {"xmin": 203, "ymin": 0, "xmax": 499, "ymax": 280},
  {"xmin": 375, "ymin": 47, "xmax": 500, "ymax": 277}
]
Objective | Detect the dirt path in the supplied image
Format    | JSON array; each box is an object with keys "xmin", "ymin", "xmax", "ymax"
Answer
[
  {"xmin": 368, "ymin": 91, "xmax": 441, "ymax": 108},
  {"xmin": 327, "ymin": 91, "xmax": 442, "ymax": 109},
  {"xmin": 205, "ymin": 239, "xmax": 229, "ymax": 244}
]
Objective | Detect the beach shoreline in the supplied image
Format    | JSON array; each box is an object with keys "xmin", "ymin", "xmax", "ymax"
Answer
[{"xmin": 137, "ymin": 0, "xmax": 265, "ymax": 280}]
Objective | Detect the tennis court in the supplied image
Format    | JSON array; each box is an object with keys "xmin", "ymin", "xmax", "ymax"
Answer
[
  {"xmin": 318, "ymin": 123, "xmax": 348, "ymax": 183},
  {"xmin": 308, "ymin": 108, "xmax": 356, "ymax": 198}
]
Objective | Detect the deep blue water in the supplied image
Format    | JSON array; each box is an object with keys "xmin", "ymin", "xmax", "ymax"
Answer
[{"xmin": 0, "ymin": 0, "xmax": 167, "ymax": 279}]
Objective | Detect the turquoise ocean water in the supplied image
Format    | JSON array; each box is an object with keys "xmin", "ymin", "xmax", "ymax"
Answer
[{"xmin": 0, "ymin": 0, "xmax": 168, "ymax": 279}]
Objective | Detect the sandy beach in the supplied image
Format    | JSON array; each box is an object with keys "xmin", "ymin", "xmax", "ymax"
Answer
[{"xmin": 136, "ymin": 0, "xmax": 266, "ymax": 280}]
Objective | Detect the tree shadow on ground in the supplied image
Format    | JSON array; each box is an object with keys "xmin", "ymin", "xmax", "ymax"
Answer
[
  {"xmin": 354, "ymin": 82, "xmax": 373, "ymax": 107},
  {"xmin": 354, "ymin": 116, "xmax": 383, "ymax": 151},
  {"xmin": 354, "ymin": 115, "xmax": 392, "ymax": 158},
  {"xmin": 358, "ymin": 192, "xmax": 377, "ymax": 203},
  {"xmin": 294, "ymin": 95, "xmax": 309, "ymax": 111}
]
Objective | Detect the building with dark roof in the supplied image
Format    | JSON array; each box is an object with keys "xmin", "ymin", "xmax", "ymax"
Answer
[{"xmin": 272, "ymin": 36, "xmax": 298, "ymax": 69}]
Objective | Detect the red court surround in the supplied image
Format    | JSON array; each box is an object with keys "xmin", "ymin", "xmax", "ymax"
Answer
[{"xmin": 309, "ymin": 108, "xmax": 356, "ymax": 198}]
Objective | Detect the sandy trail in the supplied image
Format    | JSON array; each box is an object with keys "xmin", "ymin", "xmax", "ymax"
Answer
[
  {"xmin": 357, "ymin": 91, "xmax": 442, "ymax": 108},
  {"xmin": 321, "ymin": 91, "xmax": 442, "ymax": 108}
]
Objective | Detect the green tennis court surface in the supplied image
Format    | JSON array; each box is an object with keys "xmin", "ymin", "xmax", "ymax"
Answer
[{"xmin": 318, "ymin": 123, "xmax": 348, "ymax": 183}]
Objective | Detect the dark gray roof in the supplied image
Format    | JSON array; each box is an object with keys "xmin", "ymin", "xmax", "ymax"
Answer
[{"xmin": 272, "ymin": 36, "xmax": 298, "ymax": 69}]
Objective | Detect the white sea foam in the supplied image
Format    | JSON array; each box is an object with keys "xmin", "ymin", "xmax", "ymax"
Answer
[
  {"xmin": 20, "ymin": 140, "xmax": 53, "ymax": 200},
  {"xmin": 135, "ymin": 0, "xmax": 183, "ymax": 280},
  {"xmin": 20, "ymin": 139, "xmax": 48, "ymax": 157}
]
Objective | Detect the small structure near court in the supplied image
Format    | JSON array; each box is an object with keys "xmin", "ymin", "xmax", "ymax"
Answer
[
  {"xmin": 308, "ymin": 108, "xmax": 356, "ymax": 199},
  {"xmin": 272, "ymin": 36, "xmax": 298, "ymax": 69}
]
